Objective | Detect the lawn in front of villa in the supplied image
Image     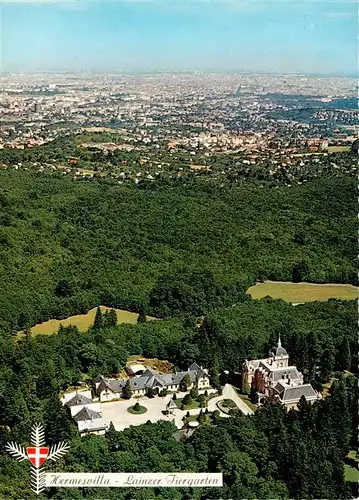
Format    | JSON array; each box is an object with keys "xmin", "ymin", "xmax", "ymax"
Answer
[{"xmin": 185, "ymin": 415, "xmax": 211, "ymax": 425}]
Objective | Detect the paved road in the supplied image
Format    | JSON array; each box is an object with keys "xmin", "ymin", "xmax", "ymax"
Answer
[{"xmin": 222, "ymin": 384, "xmax": 254, "ymax": 415}]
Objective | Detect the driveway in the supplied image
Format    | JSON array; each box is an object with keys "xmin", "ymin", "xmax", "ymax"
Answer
[
  {"xmin": 221, "ymin": 384, "xmax": 254, "ymax": 415},
  {"xmin": 206, "ymin": 384, "xmax": 253, "ymax": 416}
]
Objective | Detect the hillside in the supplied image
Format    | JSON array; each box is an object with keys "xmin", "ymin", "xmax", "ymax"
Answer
[{"xmin": 0, "ymin": 169, "xmax": 356, "ymax": 331}]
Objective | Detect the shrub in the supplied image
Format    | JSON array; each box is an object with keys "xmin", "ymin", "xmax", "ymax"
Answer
[
  {"xmin": 222, "ymin": 399, "xmax": 236, "ymax": 409},
  {"xmin": 122, "ymin": 380, "xmax": 132, "ymax": 400},
  {"xmin": 180, "ymin": 374, "xmax": 192, "ymax": 392},
  {"xmin": 146, "ymin": 387, "xmax": 155, "ymax": 398},
  {"xmin": 197, "ymin": 411, "xmax": 206, "ymax": 425},
  {"xmin": 190, "ymin": 387, "xmax": 199, "ymax": 399},
  {"xmin": 198, "ymin": 394, "xmax": 206, "ymax": 405},
  {"xmin": 183, "ymin": 394, "xmax": 193, "ymax": 406},
  {"xmin": 242, "ymin": 380, "xmax": 251, "ymax": 395}
]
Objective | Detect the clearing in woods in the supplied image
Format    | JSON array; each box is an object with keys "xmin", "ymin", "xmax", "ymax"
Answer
[
  {"xmin": 18, "ymin": 306, "xmax": 157, "ymax": 338},
  {"xmin": 327, "ymin": 145, "xmax": 350, "ymax": 153},
  {"xmin": 247, "ymin": 281, "xmax": 358, "ymax": 303},
  {"xmin": 344, "ymin": 464, "xmax": 359, "ymax": 483}
]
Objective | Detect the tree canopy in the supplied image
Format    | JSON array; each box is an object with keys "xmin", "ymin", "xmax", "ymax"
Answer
[{"xmin": 0, "ymin": 169, "xmax": 355, "ymax": 332}]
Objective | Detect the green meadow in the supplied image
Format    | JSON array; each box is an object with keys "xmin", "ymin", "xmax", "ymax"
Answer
[
  {"xmin": 18, "ymin": 306, "xmax": 157, "ymax": 338},
  {"xmin": 247, "ymin": 281, "xmax": 358, "ymax": 303}
]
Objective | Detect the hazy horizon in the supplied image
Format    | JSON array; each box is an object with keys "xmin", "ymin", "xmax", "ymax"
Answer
[{"xmin": 2, "ymin": 1, "xmax": 357, "ymax": 75}]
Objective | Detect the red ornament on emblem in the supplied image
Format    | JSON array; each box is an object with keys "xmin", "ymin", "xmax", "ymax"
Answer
[
  {"xmin": 6, "ymin": 423, "xmax": 69, "ymax": 495},
  {"xmin": 26, "ymin": 447, "xmax": 49, "ymax": 468}
]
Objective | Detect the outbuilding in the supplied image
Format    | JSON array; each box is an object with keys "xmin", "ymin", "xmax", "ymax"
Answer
[{"xmin": 125, "ymin": 364, "xmax": 146, "ymax": 376}]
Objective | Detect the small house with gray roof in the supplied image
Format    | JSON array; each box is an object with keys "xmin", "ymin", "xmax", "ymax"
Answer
[
  {"xmin": 243, "ymin": 337, "xmax": 321, "ymax": 410},
  {"xmin": 65, "ymin": 393, "xmax": 93, "ymax": 417},
  {"xmin": 74, "ymin": 406, "xmax": 109, "ymax": 436},
  {"xmin": 62, "ymin": 390, "xmax": 108, "ymax": 435}
]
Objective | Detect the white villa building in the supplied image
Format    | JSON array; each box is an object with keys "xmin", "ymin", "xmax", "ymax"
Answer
[{"xmin": 242, "ymin": 337, "xmax": 322, "ymax": 410}]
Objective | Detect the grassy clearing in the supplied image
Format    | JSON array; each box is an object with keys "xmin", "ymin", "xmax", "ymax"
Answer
[
  {"xmin": 292, "ymin": 152, "xmax": 323, "ymax": 157},
  {"xmin": 184, "ymin": 414, "xmax": 211, "ymax": 425},
  {"xmin": 189, "ymin": 164, "xmax": 211, "ymax": 171},
  {"xmin": 18, "ymin": 306, "xmax": 158, "ymax": 338},
  {"xmin": 347, "ymin": 451, "xmax": 359, "ymax": 462},
  {"xmin": 321, "ymin": 379, "xmax": 334, "ymax": 399},
  {"xmin": 184, "ymin": 415, "xmax": 199, "ymax": 423},
  {"xmin": 247, "ymin": 281, "xmax": 358, "ymax": 303},
  {"xmin": 292, "ymin": 146, "xmax": 349, "ymax": 156},
  {"xmin": 344, "ymin": 464, "xmax": 359, "ymax": 482},
  {"xmin": 328, "ymin": 145, "xmax": 350, "ymax": 153}
]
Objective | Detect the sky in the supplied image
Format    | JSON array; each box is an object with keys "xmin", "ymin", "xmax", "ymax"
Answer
[{"xmin": 1, "ymin": 0, "xmax": 357, "ymax": 75}]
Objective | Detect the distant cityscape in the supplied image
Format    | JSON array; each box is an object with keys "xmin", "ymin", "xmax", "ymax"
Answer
[
  {"xmin": 1, "ymin": 73, "xmax": 357, "ymax": 148},
  {"xmin": 0, "ymin": 72, "xmax": 356, "ymax": 188}
]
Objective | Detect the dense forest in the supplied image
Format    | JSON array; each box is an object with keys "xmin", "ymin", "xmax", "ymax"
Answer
[
  {"xmin": 0, "ymin": 169, "xmax": 356, "ymax": 331},
  {"xmin": 0, "ymin": 153, "xmax": 357, "ymax": 498},
  {"xmin": 0, "ymin": 299, "xmax": 357, "ymax": 499}
]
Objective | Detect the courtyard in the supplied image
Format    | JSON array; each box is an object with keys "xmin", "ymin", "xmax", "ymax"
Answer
[{"xmin": 100, "ymin": 384, "xmax": 253, "ymax": 431}]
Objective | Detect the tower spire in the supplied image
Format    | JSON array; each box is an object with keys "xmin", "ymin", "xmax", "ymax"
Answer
[{"xmin": 278, "ymin": 334, "xmax": 281, "ymax": 348}]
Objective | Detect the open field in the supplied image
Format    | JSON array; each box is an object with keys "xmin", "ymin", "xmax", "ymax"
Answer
[
  {"xmin": 292, "ymin": 146, "xmax": 349, "ymax": 156},
  {"xmin": 189, "ymin": 164, "xmax": 211, "ymax": 171},
  {"xmin": 247, "ymin": 281, "xmax": 358, "ymax": 303},
  {"xmin": 328, "ymin": 145, "xmax": 350, "ymax": 153},
  {"xmin": 292, "ymin": 152, "xmax": 323, "ymax": 157},
  {"xmin": 18, "ymin": 306, "xmax": 157, "ymax": 338}
]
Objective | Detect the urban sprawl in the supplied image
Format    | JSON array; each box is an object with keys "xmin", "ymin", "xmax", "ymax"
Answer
[{"xmin": 1, "ymin": 72, "xmax": 357, "ymax": 185}]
